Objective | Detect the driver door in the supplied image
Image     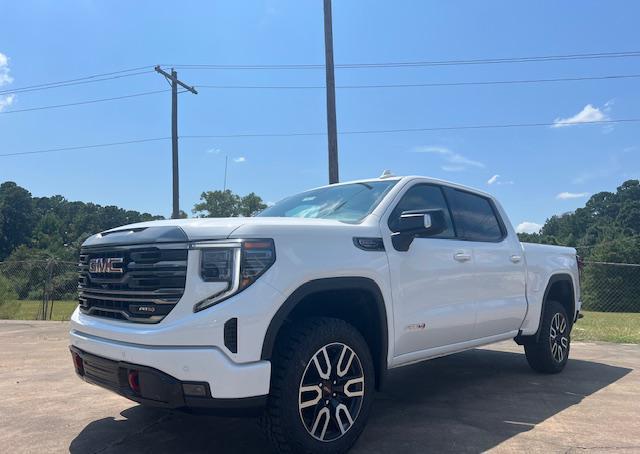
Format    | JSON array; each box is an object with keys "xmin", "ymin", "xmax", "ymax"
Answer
[{"xmin": 383, "ymin": 183, "xmax": 478, "ymax": 361}]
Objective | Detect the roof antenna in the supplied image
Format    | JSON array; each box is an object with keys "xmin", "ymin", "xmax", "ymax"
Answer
[{"xmin": 379, "ymin": 169, "xmax": 394, "ymax": 179}]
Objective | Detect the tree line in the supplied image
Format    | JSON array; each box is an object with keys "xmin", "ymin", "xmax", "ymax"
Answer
[
  {"xmin": 0, "ymin": 182, "xmax": 267, "ymax": 262},
  {"xmin": 517, "ymin": 179, "xmax": 640, "ymax": 312}
]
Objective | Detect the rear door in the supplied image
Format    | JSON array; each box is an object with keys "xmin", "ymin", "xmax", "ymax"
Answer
[{"xmin": 442, "ymin": 187, "xmax": 527, "ymax": 338}]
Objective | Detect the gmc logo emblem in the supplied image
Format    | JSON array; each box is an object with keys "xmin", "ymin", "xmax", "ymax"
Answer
[{"xmin": 89, "ymin": 257, "xmax": 124, "ymax": 274}]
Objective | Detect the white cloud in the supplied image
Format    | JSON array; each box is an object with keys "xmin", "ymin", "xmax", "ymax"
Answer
[
  {"xmin": 552, "ymin": 104, "xmax": 610, "ymax": 128},
  {"xmin": 0, "ymin": 52, "xmax": 14, "ymax": 112},
  {"xmin": 516, "ymin": 222, "xmax": 543, "ymax": 234},
  {"xmin": 233, "ymin": 156, "xmax": 246, "ymax": 163},
  {"xmin": 412, "ymin": 146, "xmax": 484, "ymax": 172},
  {"xmin": 206, "ymin": 148, "xmax": 222, "ymax": 154},
  {"xmin": 0, "ymin": 93, "xmax": 14, "ymax": 111},
  {"xmin": 556, "ymin": 191, "xmax": 589, "ymax": 200},
  {"xmin": 486, "ymin": 174, "xmax": 514, "ymax": 186},
  {"xmin": 0, "ymin": 52, "xmax": 13, "ymax": 86}
]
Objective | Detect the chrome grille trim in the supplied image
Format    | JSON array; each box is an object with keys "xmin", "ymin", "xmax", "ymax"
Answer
[{"xmin": 78, "ymin": 242, "xmax": 188, "ymax": 323}]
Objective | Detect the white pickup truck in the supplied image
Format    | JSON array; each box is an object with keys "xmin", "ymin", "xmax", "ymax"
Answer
[{"xmin": 69, "ymin": 174, "xmax": 581, "ymax": 454}]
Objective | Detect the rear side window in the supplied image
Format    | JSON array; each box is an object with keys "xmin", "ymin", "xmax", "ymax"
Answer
[
  {"xmin": 388, "ymin": 184, "xmax": 455, "ymax": 238},
  {"xmin": 444, "ymin": 188, "xmax": 503, "ymax": 242}
]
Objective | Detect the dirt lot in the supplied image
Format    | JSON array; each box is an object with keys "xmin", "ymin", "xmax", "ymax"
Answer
[{"xmin": 1, "ymin": 321, "xmax": 639, "ymax": 453}]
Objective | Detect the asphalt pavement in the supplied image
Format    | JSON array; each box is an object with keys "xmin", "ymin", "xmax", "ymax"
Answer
[{"xmin": 1, "ymin": 320, "xmax": 638, "ymax": 453}]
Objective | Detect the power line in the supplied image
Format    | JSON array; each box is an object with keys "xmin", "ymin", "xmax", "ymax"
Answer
[
  {"xmin": 3, "ymin": 50, "xmax": 639, "ymax": 96},
  {"xmin": 2, "ymin": 118, "xmax": 639, "ymax": 158},
  {"xmin": 196, "ymin": 73, "xmax": 640, "ymax": 90},
  {"xmin": 168, "ymin": 50, "xmax": 640, "ymax": 70},
  {"xmin": 0, "ymin": 69, "xmax": 154, "ymax": 95},
  {"xmin": 0, "ymin": 89, "xmax": 171, "ymax": 114},
  {"xmin": 182, "ymin": 119, "xmax": 640, "ymax": 139},
  {"xmin": 0, "ymin": 65, "xmax": 152, "ymax": 94},
  {"xmin": 4, "ymin": 73, "xmax": 638, "ymax": 115},
  {"xmin": 0, "ymin": 137, "xmax": 169, "ymax": 157}
]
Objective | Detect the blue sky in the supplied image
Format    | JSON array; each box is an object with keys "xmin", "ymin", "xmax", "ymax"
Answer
[{"xmin": 1, "ymin": 1, "xmax": 639, "ymax": 232}]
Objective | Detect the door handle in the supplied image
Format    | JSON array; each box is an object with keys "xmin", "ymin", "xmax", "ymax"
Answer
[
  {"xmin": 510, "ymin": 255, "xmax": 522, "ymax": 263},
  {"xmin": 454, "ymin": 252, "xmax": 471, "ymax": 262}
]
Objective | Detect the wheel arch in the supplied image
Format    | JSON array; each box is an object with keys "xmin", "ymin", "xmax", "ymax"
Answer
[
  {"xmin": 535, "ymin": 273, "xmax": 576, "ymax": 340},
  {"xmin": 261, "ymin": 277, "xmax": 389, "ymax": 389}
]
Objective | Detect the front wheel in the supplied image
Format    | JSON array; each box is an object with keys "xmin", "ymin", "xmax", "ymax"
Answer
[
  {"xmin": 524, "ymin": 300, "xmax": 571, "ymax": 373},
  {"xmin": 261, "ymin": 317, "xmax": 375, "ymax": 454}
]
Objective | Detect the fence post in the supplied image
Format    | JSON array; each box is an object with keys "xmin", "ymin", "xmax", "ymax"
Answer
[
  {"xmin": 48, "ymin": 260, "xmax": 57, "ymax": 320},
  {"xmin": 41, "ymin": 260, "xmax": 54, "ymax": 321},
  {"xmin": 39, "ymin": 274, "xmax": 47, "ymax": 321}
]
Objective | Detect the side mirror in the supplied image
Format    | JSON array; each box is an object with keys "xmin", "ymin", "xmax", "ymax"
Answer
[{"xmin": 392, "ymin": 209, "xmax": 447, "ymax": 251}]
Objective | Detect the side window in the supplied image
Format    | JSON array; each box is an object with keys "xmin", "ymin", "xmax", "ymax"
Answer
[
  {"xmin": 444, "ymin": 188, "xmax": 503, "ymax": 242},
  {"xmin": 388, "ymin": 184, "xmax": 455, "ymax": 238}
]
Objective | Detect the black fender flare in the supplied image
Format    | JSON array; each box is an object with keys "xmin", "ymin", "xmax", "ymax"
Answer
[
  {"xmin": 260, "ymin": 277, "xmax": 389, "ymax": 384},
  {"xmin": 534, "ymin": 273, "xmax": 576, "ymax": 341}
]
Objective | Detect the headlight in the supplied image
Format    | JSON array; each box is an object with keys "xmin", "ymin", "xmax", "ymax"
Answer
[
  {"xmin": 201, "ymin": 248, "xmax": 235, "ymax": 282},
  {"xmin": 193, "ymin": 239, "xmax": 275, "ymax": 312}
]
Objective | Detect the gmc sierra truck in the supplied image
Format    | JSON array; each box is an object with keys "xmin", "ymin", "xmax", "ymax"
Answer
[{"xmin": 69, "ymin": 174, "xmax": 581, "ymax": 453}]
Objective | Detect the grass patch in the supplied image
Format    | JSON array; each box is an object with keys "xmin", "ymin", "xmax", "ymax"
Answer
[
  {"xmin": 572, "ymin": 310, "xmax": 640, "ymax": 343},
  {"xmin": 0, "ymin": 300, "xmax": 77, "ymax": 321}
]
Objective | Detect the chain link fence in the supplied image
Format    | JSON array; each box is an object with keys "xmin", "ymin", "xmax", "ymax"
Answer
[
  {"xmin": 0, "ymin": 259, "xmax": 639, "ymax": 321},
  {"xmin": 581, "ymin": 261, "xmax": 640, "ymax": 313},
  {"xmin": 0, "ymin": 260, "xmax": 78, "ymax": 320}
]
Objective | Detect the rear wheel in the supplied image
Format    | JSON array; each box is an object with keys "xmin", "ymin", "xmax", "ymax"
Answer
[
  {"xmin": 261, "ymin": 317, "xmax": 374, "ymax": 454},
  {"xmin": 524, "ymin": 300, "xmax": 571, "ymax": 373}
]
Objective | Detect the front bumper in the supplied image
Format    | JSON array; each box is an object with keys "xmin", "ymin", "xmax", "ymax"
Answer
[
  {"xmin": 70, "ymin": 346, "xmax": 266, "ymax": 414},
  {"xmin": 69, "ymin": 329, "xmax": 271, "ymax": 401}
]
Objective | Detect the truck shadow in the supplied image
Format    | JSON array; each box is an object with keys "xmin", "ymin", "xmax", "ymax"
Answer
[{"xmin": 69, "ymin": 348, "xmax": 631, "ymax": 453}]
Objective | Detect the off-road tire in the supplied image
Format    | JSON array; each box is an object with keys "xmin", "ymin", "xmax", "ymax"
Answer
[
  {"xmin": 261, "ymin": 317, "xmax": 375, "ymax": 454},
  {"xmin": 524, "ymin": 300, "xmax": 571, "ymax": 373}
]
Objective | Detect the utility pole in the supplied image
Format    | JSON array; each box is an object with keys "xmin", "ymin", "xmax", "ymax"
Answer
[
  {"xmin": 154, "ymin": 66, "xmax": 198, "ymax": 219},
  {"xmin": 323, "ymin": 0, "xmax": 339, "ymax": 184}
]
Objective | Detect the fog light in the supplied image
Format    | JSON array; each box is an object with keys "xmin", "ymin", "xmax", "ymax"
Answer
[
  {"xmin": 71, "ymin": 351, "xmax": 84, "ymax": 376},
  {"xmin": 128, "ymin": 370, "xmax": 140, "ymax": 394},
  {"xmin": 182, "ymin": 383, "xmax": 209, "ymax": 397}
]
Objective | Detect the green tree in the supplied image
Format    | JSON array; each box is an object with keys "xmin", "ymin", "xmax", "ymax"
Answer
[
  {"xmin": 4, "ymin": 246, "xmax": 54, "ymax": 299},
  {"xmin": 193, "ymin": 190, "xmax": 241, "ymax": 217},
  {"xmin": 518, "ymin": 179, "xmax": 640, "ymax": 313},
  {"xmin": 0, "ymin": 182, "xmax": 35, "ymax": 259},
  {"xmin": 0, "ymin": 181, "xmax": 163, "ymax": 262},
  {"xmin": 193, "ymin": 190, "xmax": 268, "ymax": 218},
  {"xmin": 240, "ymin": 192, "xmax": 267, "ymax": 217}
]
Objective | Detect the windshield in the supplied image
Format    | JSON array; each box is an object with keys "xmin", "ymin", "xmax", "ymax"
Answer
[{"xmin": 257, "ymin": 180, "xmax": 398, "ymax": 222}]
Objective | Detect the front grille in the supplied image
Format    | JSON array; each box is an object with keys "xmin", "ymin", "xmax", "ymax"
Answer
[{"xmin": 78, "ymin": 244, "xmax": 188, "ymax": 323}]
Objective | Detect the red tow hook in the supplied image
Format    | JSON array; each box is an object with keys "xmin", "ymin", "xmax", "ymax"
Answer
[{"xmin": 127, "ymin": 370, "xmax": 140, "ymax": 394}]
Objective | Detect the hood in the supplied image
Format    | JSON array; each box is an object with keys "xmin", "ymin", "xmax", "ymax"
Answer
[{"xmin": 82, "ymin": 217, "xmax": 353, "ymax": 247}]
